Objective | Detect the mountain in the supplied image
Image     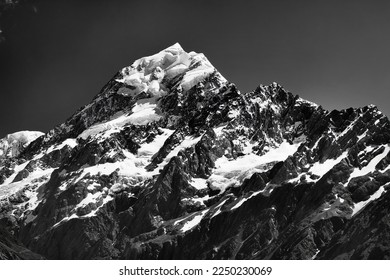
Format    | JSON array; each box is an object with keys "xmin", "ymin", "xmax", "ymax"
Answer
[
  {"xmin": 0, "ymin": 43, "xmax": 390, "ymax": 260},
  {"xmin": 0, "ymin": 131, "xmax": 43, "ymax": 160}
]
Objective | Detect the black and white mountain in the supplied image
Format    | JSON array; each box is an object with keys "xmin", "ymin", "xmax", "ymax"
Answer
[
  {"xmin": 0, "ymin": 131, "xmax": 43, "ymax": 160},
  {"xmin": 1, "ymin": 43, "xmax": 390, "ymax": 259}
]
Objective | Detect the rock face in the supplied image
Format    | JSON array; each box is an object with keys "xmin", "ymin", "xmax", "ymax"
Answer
[
  {"xmin": 0, "ymin": 221, "xmax": 43, "ymax": 260},
  {"xmin": 0, "ymin": 43, "xmax": 390, "ymax": 259}
]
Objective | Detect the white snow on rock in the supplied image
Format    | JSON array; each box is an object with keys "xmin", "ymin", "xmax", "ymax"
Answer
[
  {"xmin": 210, "ymin": 198, "xmax": 228, "ymax": 218},
  {"xmin": 78, "ymin": 99, "xmax": 164, "ymax": 140},
  {"xmin": 0, "ymin": 130, "xmax": 44, "ymax": 158},
  {"xmin": 117, "ymin": 42, "xmax": 225, "ymax": 97},
  {"xmin": 130, "ymin": 43, "xmax": 189, "ymax": 76},
  {"xmin": 157, "ymin": 134, "xmax": 203, "ymax": 170},
  {"xmin": 208, "ymin": 141, "xmax": 301, "ymax": 192},
  {"xmin": 190, "ymin": 178, "xmax": 208, "ymax": 190},
  {"xmin": 0, "ymin": 160, "xmax": 30, "ymax": 187},
  {"xmin": 137, "ymin": 128, "xmax": 175, "ymax": 158},
  {"xmin": 312, "ymin": 196, "xmax": 346, "ymax": 222},
  {"xmin": 68, "ymin": 129, "xmax": 176, "ymax": 190},
  {"xmin": 357, "ymin": 130, "xmax": 368, "ymax": 142},
  {"xmin": 0, "ymin": 166, "xmax": 54, "ymax": 200},
  {"xmin": 351, "ymin": 184, "xmax": 388, "ymax": 216},
  {"xmin": 46, "ymin": 138, "xmax": 78, "ymax": 153},
  {"xmin": 358, "ymin": 145, "xmax": 375, "ymax": 157},
  {"xmin": 213, "ymin": 124, "xmax": 227, "ymax": 137},
  {"xmin": 83, "ymin": 195, "xmax": 114, "ymax": 218},
  {"xmin": 75, "ymin": 192, "xmax": 102, "ymax": 209},
  {"xmin": 52, "ymin": 195, "xmax": 114, "ymax": 228},
  {"xmin": 79, "ymin": 111, "xmax": 132, "ymax": 140},
  {"xmin": 181, "ymin": 195, "xmax": 210, "ymax": 207},
  {"xmin": 311, "ymin": 249, "xmax": 321, "ymax": 260},
  {"xmin": 309, "ymin": 151, "xmax": 348, "ymax": 177},
  {"xmin": 229, "ymin": 189, "xmax": 267, "ymax": 211},
  {"xmin": 74, "ymin": 157, "xmax": 151, "ymax": 186},
  {"xmin": 227, "ymin": 109, "xmax": 240, "ymax": 119},
  {"xmin": 80, "ymin": 43, "xmax": 228, "ymax": 140},
  {"xmin": 181, "ymin": 209, "xmax": 208, "ymax": 232},
  {"xmin": 348, "ymin": 144, "xmax": 390, "ymax": 183},
  {"xmin": 127, "ymin": 97, "xmax": 162, "ymax": 125},
  {"xmin": 52, "ymin": 213, "xmax": 79, "ymax": 228},
  {"xmin": 336, "ymin": 114, "xmax": 361, "ymax": 140},
  {"xmin": 230, "ymin": 197, "xmax": 248, "ymax": 210},
  {"xmin": 296, "ymin": 97, "xmax": 319, "ymax": 108},
  {"xmin": 179, "ymin": 54, "xmax": 216, "ymax": 91}
]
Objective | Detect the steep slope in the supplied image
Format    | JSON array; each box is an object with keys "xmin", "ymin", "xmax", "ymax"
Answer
[
  {"xmin": 0, "ymin": 131, "xmax": 43, "ymax": 160},
  {"xmin": 0, "ymin": 43, "xmax": 389, "ymax": 259},
  {"xmin": 0, "ymin": 226, "xmax": 43, "ymax": 260}
]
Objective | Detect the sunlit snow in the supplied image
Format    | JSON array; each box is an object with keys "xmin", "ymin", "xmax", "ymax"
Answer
[
  {"xmin": 156, "ymin": 134, "xmax": 203, "ymax": 170},
  {"xmin": 190, "ymin": 178, "xmax": 208, "ymax": 190},
  {"xmin": 348, "ymin": 145, "xmax": 390, "ymax": 183},
  {"xmin": 0, "ymin": 167, "xmax": 54, "ymax": 200},
  {"xmin": 309, "ymin": 151, "xmax": 348, "ymax": 177},
  {"xmin": 208, "ymin": 141, "xmax": 301, "ymax": 192},
  {"xmin": 127, "ymin": 97, "xmax": 162, "ymax": 125},
  {"xmin": 181, "ymin": 209, "xmax": 208, "ymax": 232},
  {"xmin": 137, "ymin": 128, "xmax": 174, "ymax": 157},
  {"xmin": 117, "ymin": 43, "xmax": 226, "ymax": 97},
  {"xmin": 46, "ymin": 138, "xmax": 78, "ymax": 153},
  {"xmin": 0, "ymin": 130, "xmax": 44, "ymax": 157},
  {"xmin": 351, "ymin": 184, "xmax": 387, "ymax": 216}
]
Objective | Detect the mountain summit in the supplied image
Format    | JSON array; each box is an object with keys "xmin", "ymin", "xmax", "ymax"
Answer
[{"xmin": 1, "ymin": 44, "xmax": 390, "ymax": 259}]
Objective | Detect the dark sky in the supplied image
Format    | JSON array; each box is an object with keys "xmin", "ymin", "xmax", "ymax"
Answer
[{"xmin": 1, "ymin": 0, "xmax": 390, "ymax": 137}]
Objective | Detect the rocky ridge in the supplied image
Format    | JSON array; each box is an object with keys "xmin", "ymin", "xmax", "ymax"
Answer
[{"xmin": 0, "ymin": 43, "xmax": 389, "ymax": 259}]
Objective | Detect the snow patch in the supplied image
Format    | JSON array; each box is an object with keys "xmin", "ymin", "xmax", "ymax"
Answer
[
  {"xmin": 210, "ymin": 199, "xmax": 228, "ymax": 218},
  {"xmin": 127, "ymin": 97, "xmax": 162, "ymax": 125},
  {"xmin": 357, "ymin": 130, "xmax": 368, "ymax": 142},
  {"xmin": 230, "ymin": 197, "xmax": 247, "ymax": 210},
  {"xmin": 78, "ymin": 99, "xmax": 165, "ymax": 141},
  {"xmin": 213, "ymin": 124, "xmax": 227, "ymax": 137},
  {"xmin": 180, "ymin": 57, "xmax": 215, "ymax": 91},
  {"xmin": 348, "ymin": 145, "xmax": 390, "ymax": 183},
  {"xmin": 358, "ymin": 145, "xmax": 375, "ymax": 157},
  {"xmin": 0, "ymin": 161, "xmax": 30, "ymax": 187},
  {"xmin": 208, "ymin": 141, "xmax": 301, "ymax": 192},
  {"xmin": 46, "ymin": 138, "xmax": 77, "ymax": 153},
  {"xmin": 137, "ymin": 128, "xmax": 174, "ymax": 158},
  {"xmin": 74, "ymin": 157, "xmax": 153, "ymax": 185},
  {"xmin": 228, "ymin": 109, "xmax": 240, "ymax": 119},
  {"xmin": 336, "ymin": 115, "xmax": 361, "ymax": 140},
  {"xmin": 83, "ymin": 195, "xmax": 114, "ymax": 218},
  {"xmin": 0, "ymin": 166, "xmax": 55, "ymax": 200},
  {"xmin": 0, "ymin": 130, "xmax": 43, "ymax": 158},
  {"xmin": 230, "ymin": 189, "xmax": 267, "ymax": 211},
  {"xmin": 309, "ymin": 151, "xmax": 348, "ymax": 177},
  {"xmin": 52, "ymin": 195, "xmax": 114, "ymax": 228},
  {"xmin": 190, "ymin": 178, "xmax": 208, "ymax": 190},
  {"xmin": 181, "ymin": 209, "xmax": 208, "ymax": 232},
  {"xmin": 157, "ymin": 134, "xmax": 203, "ymax": 169},
  {"xmin": 79, "ymin": 111, "xmax": 131, "ymax": 140},
  {"xmin": 351, "ymin": 184, "xmax": 387, "ymax": 216}
]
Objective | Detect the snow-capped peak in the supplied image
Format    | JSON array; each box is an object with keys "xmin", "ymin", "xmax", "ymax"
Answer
[
  {"xmin": 115, "ymin": 43, "xmax": 226, "ymax": 98},
  {"xmin": 164, "ymin": 42, "xmax": 184, "ymax": 52},
  {"xmin": 0, "ymin": 130, "xmax": 44, "ymax": 158}
]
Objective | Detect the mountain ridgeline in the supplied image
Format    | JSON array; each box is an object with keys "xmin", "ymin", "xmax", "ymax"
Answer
[{"xmin": 1, "ymin": 43, "xmax": 390, "ymax": 259}]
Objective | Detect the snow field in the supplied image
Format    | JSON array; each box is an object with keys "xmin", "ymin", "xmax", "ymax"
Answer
[
  {"xmin": 347, "ymin": 144, "xmax": 390, "ymax": 184},
  {"xmin": 208, "ymin": 141, "xmax": 301, "ymax": 192}
]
